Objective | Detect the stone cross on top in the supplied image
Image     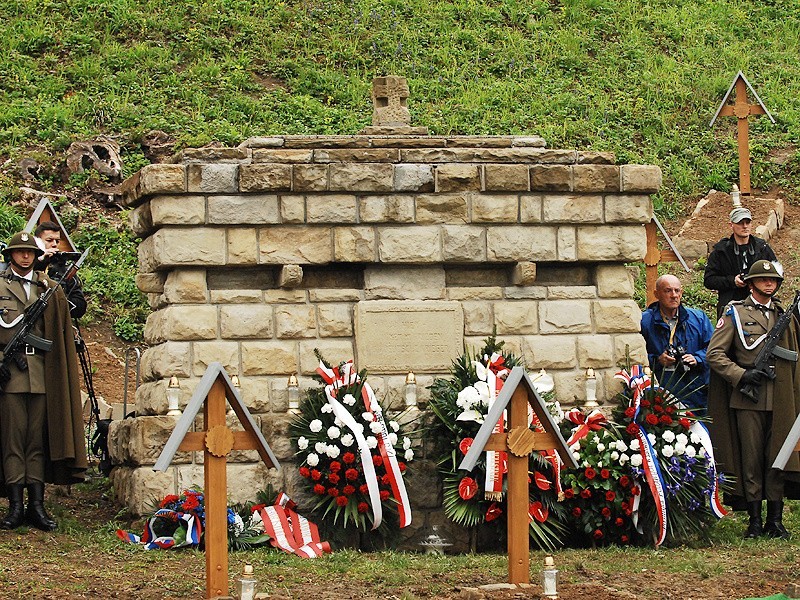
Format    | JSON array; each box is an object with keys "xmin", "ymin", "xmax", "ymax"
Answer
[{"xmin": 361, "ymin": 75, "xmax": 428, "ymax": 135}]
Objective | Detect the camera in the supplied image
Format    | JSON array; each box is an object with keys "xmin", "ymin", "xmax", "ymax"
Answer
[{"xmin": 665, "ymin": 344, "xmax": 691, "ymax": 373}]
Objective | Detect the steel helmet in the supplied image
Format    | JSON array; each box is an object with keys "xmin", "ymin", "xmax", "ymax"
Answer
[{"xmin": 743, "ymin": 260, "xmax": 784, "ymax": 282}]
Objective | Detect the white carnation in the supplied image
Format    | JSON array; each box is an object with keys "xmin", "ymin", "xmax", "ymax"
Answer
[
  {"xmin": 354, "ymin": 423, "xmax": 365, "ymax": 435},
  {"xmin": 675, "ymin": 433, "xmax": 688, "ymax": 445},
  {"xmin": 307, "ymin": 453, "xmax": 319, "ymax": 467},
  {"xmin": 674, "ymin": 442, "xmax": 686, "ymax": 455},
  {"xmin": 362, "ymin": 412, "xmax": 374, "ymax": 422},
  {"xmin": 341, "ymin": 433, "xmax": 355, "ymax": 447},
  {"xmin": 327, "ymin": 426, "xmax": 341, "ymax": 439},
  {"xmin": 366, "ymin": 436, "xmax": 378, "ymax": 449},
  {"xmin": 309, "ymin": 419, "xmax": 323, "ymax": 433},
  {"xmin": 630, "ymin": 454, "xmax": 643, "ymax": 467},
  {"xmin": 661, "ymin": 445, "xmax": 674, "ymax": 458},
  {"xmin": 662, "ymin": 430, "xmax": 676, "ymax": 443},
  {"xmin": 326, "ymin": 445, "xmax": 340, "ymax": 458},
  {"xmin": 388, "ymin": 432, "xmax": 398, "ymax": 445},
  {"xmin": 321, "ymin": 403, "xmax": 333, "ymax": 414},
  {"xmin": 314, "ymin": 441, "xmax": 328, "ymax": 454},
  {"xmin": 369, "ymin": 421, "xmax": 383, "ymax": 434},
  {"xmin": 343, "ymin": 393, "xmax": 357, "ymax": 406},
  {"xmin": 389, "ymin": 420, "xmax": 400, "ymax": 432},
  {"xmin": 334, "ymin": 417, "xmax": 344, "ymax": 428},
  {"xmin": 690, "ymin": 432, "xmax": 703, "ymax": 444},
  {"xmin": 404, "ymin": 448, "xmax": 414, "ymax": 461},
  {"xmin": 630, "ymin": 439, "xmax": 640, "ymax": 451},
  {"xmin": 402, "ymin": 436, "xmax": 412, "ymax": 450},
  {"xmin": 297, "ymin": 436, "xmax": 309, "ymax": 450},
  {"xmin": 685, "ymin": 445, "xmax": 697, "ymax": 458}
]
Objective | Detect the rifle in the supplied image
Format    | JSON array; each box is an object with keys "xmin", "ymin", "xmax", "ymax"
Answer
[
  {"xmin": 740, "ymin": 290, "xmax": 800, "ymax": 402},
  {"xmin": 0, "ymin": 249, "xmax": 88, "ymax": 388}
]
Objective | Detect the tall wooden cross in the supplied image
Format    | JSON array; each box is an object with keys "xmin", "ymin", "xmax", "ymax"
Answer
[
  {"xmin": 154, "ymin": 363, "xmax": 281, "ymax": 599},
  {"xmin": 644, "ymin": 215, "xmax": 690, "ymax": 306},
  {"xmin": 459, "ymin": 367, "xmax": 577, "ymax": 585},
  {"xmin": 710, "ymin": 71, "xmax": 775, "ymax": 195}
]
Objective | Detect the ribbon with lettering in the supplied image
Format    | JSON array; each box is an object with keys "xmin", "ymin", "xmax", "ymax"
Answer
[
  {"xmin": 688, "ymin": 421, "xmax": 728, "ymax": 519},
  {"xmin": 482, "ymin": 353, "xmax": 509, "ymax": 501},
  {"xmin": 259, "ymin": 493, "xmax": 331, "ymax": 558},
  {"xmin": 116, "ymin": 509, "xmax": 202, "ymax": 550}
]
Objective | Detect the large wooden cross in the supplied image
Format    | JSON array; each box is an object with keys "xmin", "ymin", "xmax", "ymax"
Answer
[
  {"xmin": 459, "ymin": 367, "xmax": 577, "ymax": 585},
  {"xmin": 644, "ymin": 215, "xmax": 690, "ymax": 306},
  {"xmin": 710, "ymin": 71, "xmax": 775, "ymax": 195},
  {"xmin": 154, "ymin": 363, "xmax": 280, "ymax": 598}
]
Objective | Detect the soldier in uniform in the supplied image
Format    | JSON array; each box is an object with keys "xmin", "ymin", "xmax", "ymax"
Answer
[
  {"xmin": 707, "ymin": 259, "xmax": 800, "ymax": 539},
  {"xmin": 0, "ymin": 232, "xmax": 87, "ymax": 531}
]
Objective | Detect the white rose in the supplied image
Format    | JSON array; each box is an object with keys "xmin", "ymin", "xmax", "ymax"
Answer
[
  {"xmin": 314, "ymin": 441, "xmax": 328, "ymax": 454},
  {"xmin": 389, "ymin": 420, "xmax": 399, "ymax": 432},
  {"xmin": 583, "ymin": 460, "xmax": 590, "ymax": 468},
  {"xmin": 327, "ymin": 426, "xmax": 341, "ymax": 439},
  {"xmin": 362, "ymin": 412, "xmax": 374, "ymax": 422},
  {"xmin": 661, "ymin": 445, "xmax": 674, "ymax": 458},
  {"xmin": 685, "ymin": 445, "xmax": 697, "ymax": 458},
  {"xmin": 573, "ymin": 451, "xmax": 581, "ymax": 461},
  {"xmin": 402, "ymin": 437, "xmax": 412, "ymax": 450},
  {"xmin": 404, "ymin": 449, "xmax": 414, "ymax": 461},
  {"xmin": 570, "ymin": 442, "xmax": 580, "ymax": 452},
  {"xmin": 596, "ymin": 443, "xmax": 606, "ymax": 453},
  {"xmin": 321, "ymin": 403, "xmax": 333, "ymax": 414},
  {"xmin": 619, "ymin": 453, "xmax": 630, "ymax": 464},
  {"xmin": 366, "ymin": 436, "xmax": 378, "ymax": 449},
  {"xmin": 676, "ymin": 433, "xmax": 688, "ymax": 445},
  {"xmin": 615, "ymin": 440, "xmax": 628, "ymax": 452},
  {"xmin": 297, "ymin": 436, "xmax": 309, "ymax": 450},
  {"xmin": 341, "ymin": 434, "xmax": 355, "ymax": 447},
  {"xmin": 343, "ymin": 393, "xmax": 357, "ymax": 406},
  {"xmin": 309, "ymin": 419, "xmax": 323, "ymax": 433},
  {"xmin": 630, "ymin": 454, "xmax": 643, "ymax": 467},
  {"xmin": 388, "ymin": 432, "xmax": 398, "ymax": 445},
  {"xmin": 369, "ymin": 421, "xmax": 383, "ymax": 434},
  {"xmin": 326, "ymin": 445, "xmax": 340, "ymax": 458},
  {"xmin": 611, "ymin": 451, "xmax": 620, "ymax": 460},
  {"xmin": 591, "ymin": 433, "xmax": 600, "ymax": 444},
  {"xmin": 307, "ymin": 453, "xmax": 319, "ymax": 467},
  {"xmin": 662, "ymin": 430, "xmax": 676, "ymax": 443},
  {"xmin": 630, "ymin": 439, "xmax": 640, "ymax": 451}
]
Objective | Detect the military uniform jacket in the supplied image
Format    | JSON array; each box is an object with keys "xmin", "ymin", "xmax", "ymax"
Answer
[{"xmin": 0, "ymin": 268, "xmax": 47, "ymax": 393}]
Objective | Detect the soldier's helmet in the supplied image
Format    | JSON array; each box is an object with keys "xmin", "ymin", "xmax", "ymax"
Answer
[
  {"xmin": 743, "ymin": 259, "xmax": 784, "ymax": 283},
  {"xmin": 2, "ymin": 231, "xmax": 44, "ymax": 261}
]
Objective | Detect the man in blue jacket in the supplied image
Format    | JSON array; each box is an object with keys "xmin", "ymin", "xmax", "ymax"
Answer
[{"xmin": 641, "ymin": 274, "xmax": 714, "ymax": 411}]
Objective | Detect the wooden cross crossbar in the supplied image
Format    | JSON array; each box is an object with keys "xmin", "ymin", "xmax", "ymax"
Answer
[
  {"xmin": 154, "ymin": 363, "xmax": 280, "ymax": 599},
  {"xmin": 458, "ymin": 367, "xmax": 577, "ymax": 585},
  {"xmin": 710, "ymin": 71, "xmax": 775, "ymax": 195}
]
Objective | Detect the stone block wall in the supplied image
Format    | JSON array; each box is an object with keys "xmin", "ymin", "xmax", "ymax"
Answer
[{"xmin": 110, "ymin": 133, "xmax": 658, "ymax": 547}]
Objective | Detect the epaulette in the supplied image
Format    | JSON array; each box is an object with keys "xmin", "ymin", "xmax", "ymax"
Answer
[{"xmin": 724, "ymin": 301, "xmax": 743, "ymax": 317}]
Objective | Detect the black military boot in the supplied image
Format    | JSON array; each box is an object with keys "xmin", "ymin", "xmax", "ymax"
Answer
[
  {"xmin": 745, "ymin": 500, "xmax": 763, "ymax": 538},
  {"xmin": 0, "ymin": 484, "xmax": 26, "ymax": 529},
  {"xmin": 25, "ymin": 482, "xmax": 57, "ymax": 531},
  {"xmin": 764, "ymin": 500, "xmax": 790, "ymax": 539}
]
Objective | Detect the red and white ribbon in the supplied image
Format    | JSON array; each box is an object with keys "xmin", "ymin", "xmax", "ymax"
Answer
[
  {"xmin": 260, "ymin": 493, "xmax": 331, "ymax": 558},
  {"xmin": 566, "ymin": 408, "xmax": 607, "ymax": 447},
  {"xmin": 483, "ymin": 353, "xmax": 508, "ymax": 501}
]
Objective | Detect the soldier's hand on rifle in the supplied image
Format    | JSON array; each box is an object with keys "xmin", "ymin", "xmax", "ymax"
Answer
[{"xmin": 741, "ymin": 368, "xmax": 769, "ymax": 386}]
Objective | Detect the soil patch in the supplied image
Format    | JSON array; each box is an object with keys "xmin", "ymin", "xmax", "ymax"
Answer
[{"xmin": 675, "ymin": 189, "xmax": 779, "ymax": 244}]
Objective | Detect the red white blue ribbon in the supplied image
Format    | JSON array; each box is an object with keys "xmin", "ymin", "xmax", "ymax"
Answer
[
  {"xmin": 116, "ymin": 509, "xmax": 202, "ymax": 550},
  {"xmin": 689, "ymin": 421, "xmax": 728, "ymax": 519}
]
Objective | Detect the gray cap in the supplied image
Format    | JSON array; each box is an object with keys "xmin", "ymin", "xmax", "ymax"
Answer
[{"xmin": 729, "ymin": 207, "xmax": 752, "ymax": 223}]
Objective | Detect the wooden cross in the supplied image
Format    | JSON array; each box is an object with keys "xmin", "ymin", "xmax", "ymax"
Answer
[
  {"xmin": 459, "ymin": 367, "xmax": 577, "ymax": 585},
  {"xmin": 710, "ymin": 71, "xmax": 775, "ymax": 195},
  {"xmin": 154, "ymin": 363, "xmax": 280, "ymax": 599},
  {"xmin": 644, "ymin": 216, "xmax": 690, "ymax": 306}
]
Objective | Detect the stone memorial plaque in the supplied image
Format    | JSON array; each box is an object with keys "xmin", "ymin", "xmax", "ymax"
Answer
[{"xmin": 355, "ymin": 301, "xmax": 463, "ymax": 373}]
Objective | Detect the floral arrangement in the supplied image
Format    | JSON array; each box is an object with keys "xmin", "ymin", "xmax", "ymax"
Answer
[
  {"xmin": 288, "ymin": 352, "xmax": 415, "ymax": 533},
  {"xmin": 117, "ymin": 487, "xmax": 272, "ymax": 551},
  {"xmin": 428, "ymin": 336, "xmax": 568, "ymax": 550},
  {"xmin": 559, "ymin": 366, "xmax": 727, "ymax": 547}
]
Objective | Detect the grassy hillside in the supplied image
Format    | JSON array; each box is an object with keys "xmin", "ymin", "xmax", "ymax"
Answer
[{"xmin": 1, "ymin": 0, "xmax": 800, "ymax": 334}]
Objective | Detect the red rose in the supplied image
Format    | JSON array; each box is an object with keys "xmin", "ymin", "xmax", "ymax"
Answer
[
  {"xmin": 343, "ymin": 485, "xmax": 356, "ymax": 496},
  {"xmin": 641, "ymin": 399, "xmax": 651, "ymax": 407},
  {"xmin": 299, "ymin": 467, "xmax": 311, "ymax": 478},
  {"xmin": 645, "ymin": 413, "xmax": 658, "ymax": 425},
  {"xmin": 359, "ymin": 484, "xmax": 369, "ymax": 495},
  {"xmin": 619, "ymin": 476, "xmax": 630, "ymax": 488},
  {"xmin": 459, "ymin": 437, "xmax": 474, "ymax": 455},
  {"xmin": 605, "ymin": 490, "xmax": 616, "ymax": 501},
  {"xmin": 379, "ymin": 490, "xmax": 390, "ymax": 501},
  {"xmin": 342, "ymin": 452, "xmax": 356, "ymax": 464},
  {"xmin": 653, "ymin": 404, "xmax": 663, "ymax": 414},
  {"xmin": 621, "ymin": 501, "xmax": 629, "ymax": 510},
  {"xmin": 329, "ymin": 461, "xmax": 341, "ymax": 472},
  {"xmin": 357, "ymin": 502, "xmax": 369, "ymax": 513},
  {"xmin": 593, "ymin": 529, "xmax": 604, "ymax": 540},
  {"xmin": 345, "ymin": 468, "xmax": 359, "ymax": 481},
  {"xmin": 327, "ymin": 488, "xmax": 339, "ymax": 497},
  {"xmin": 373, "ymin": 455, "xmax": 384, "ymax": 467},
  {"xmin": 328, "ymin": 473, "xmax": 340, "ymax": 484},
  {"xmin": 615, "ymin": 517, "xmax": 624, "ymax": 527},
  {"xmin": 654, "ymin": 394, "xmax": 663, "ymax": 404},
  {"xmin": 458, "ymin": 477, "xmax": 478, "ymax": 500},
  {"xmin": 679, "ymin": 418, "xmax": 691, "ymax": 429},
  {"xmin": 580, "ymin": 488, "xmax": 592, "ymax": 499},
  {"xmin": 584, "ymin": 467, "xmax": 597, "ymax": 480},
  {"xmin": 626, "ymin": 423, "xmax": 639, "ymax": 435},
  {"xmin": 313, "ymin": 484, "xmax": 326, "ymax": 495},
  {"xmin": 601, "ymin": 507, "xmax": 611, "ymax": 518},
  {"xmin": 665, "ymin": 405, "xmax": 676, "ymax": 414},
  {"xmin": 563, "ymin": 488, "xmax": 575, "ymax": 499},
  {"xmin": 485, "ymin": 502, "xmax": 503, "ymax": 522},
  {"xmin": 631, "ymin": 486, "xmax": 641, "ymax": 496},
  {"xmin": 336, "ymin": 496, "xmax": 348, "ymax": 507},
  {"xmin": 600, "ymin": 469, "xmax": 610, "ymax": 480},
  {"xmin": 571, "ymin": 507, "xmax": 582, "ymax": 518},
  {"xmin": 621, "ymin": 534, "xmax": 630, "ymax": 543},
  {"xmin": 311, "ymin": 469, "xmax": 322, "ymax": 481},
  {"xmin": 398, "ymin": 462, "xmax": 407, "ymax": 472},
  {"xmin": 380, "ymin": 474, "xmax": 391, "ymax": 486},
  {"xmin": 624, "ymin": 407, "xmax": 636, "ymax": 418},
  {"xmin": 659, "ymin": 415, "xmax": 673, "ymax": 425}
]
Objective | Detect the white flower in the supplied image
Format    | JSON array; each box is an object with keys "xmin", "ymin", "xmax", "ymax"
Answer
[
  {"xmin": 661, "ymin": 445, "xmax": 674, "ymax": 458},
  {"xmin": 248, "ymin": 510, "xmax": 264, "ymax": 533},
  {"xmin": 473, "ymin": 380, "xmax": 491, "ymax": 402},
  {"xmin": 629, "ymin": 439, "xmax": 641, "ymax": 451},
  {"xmin": 343, "ymin": 393, "xmax": 357, "ymax": 406},
  {"xmin": 619, "ymin": 453, "xmax": 630, "ymax": 465},
  {"xmin": 611, "ymin": 451, "xmax": 620, "ymax": 460},
  {"xmin": 354, "ymin": 423, "xmax": 365, "ymax": 435},
  {"xmin": 326, "ymin": 445, "xmax": 340, "ymax": 458},
  {"xmin": 297, "ymin": 436, "xmax": 309, "ymax": 450},
  {"xmin": 369, "ymin": 421, "xmax": 383, "ymax": 434},
  {"xmin": 362, "ymin": 412, "xmax": 374, "ymax": 422},
  {"xmin": 591, "ymin": 433, "xmax": 600, "ymax": 444},
  {"xmin": 474, "ymin": 360, "xmax": 488, "ymax": 382},
  {"xmin": 596, "ymin": 461, "xmax": 603, "ymax": 468},
  {"xmin": 402, "ymin": 437, "xmax": 412, "ymax": 450},
  {"xmin": 675, "ymin": 433, "xmax": 688, "ymax": 446},
  {"xmin": 699, "ymin": 447, "xmax": 708, "ymax": 457},
  {"xmin": 573, "ymin": 451, "xmax": 581, "ymax": 461},
  {"xmin": 389, "ymin": 420, "xmax": 399, "ymax": 432},
  {"xmin": 307, "ymin": 453, "xmax": 319, "ymax": 467},
  {"xmin": 674, "ymin": 442, "xmax": 686, "ymax": 455},
  {"xmin": 583, "ymin": 460, "xmax": 591, "ymax": 468},
  {"xmin": 615, "ymin": 440, "xmax": 628, "ymax": 452},
  {"xmin": 388, "ymin": 432, "xmax": 398, "ymax": 445},
  {"xmin": 341, "ymin": 434, "xmax": 354, "ymax": 447},
  {"xmin": 309, "ymin": 419, "xmax": 323, "ymax": 433},
  {"xmin": 334, "ymin": 417, "xmax": 344, "ymax": 428},
  {"xmin": 232, "ymin": 513, "xmax": 245, "ymax": 536},
  {"xmin": 404, "ymin": 448, "xmax": 414, "ymax": 461},
  {"xmin": 456, "ymin": 409, "xmax": 485, "ymax": 424},
  {"xmin": 314, "ymin": 441, "xmax": 328, "ymax": 454},
  {"xmin": 662, "ymin": 430, "xmax": 676, "ymax": 443},
  {"xmin": 690, "ymin": 432, "xmax": 703, "ymax": 445},
  {"xmin": 366, "ymin": 436, "xmax": 378, "ymax": 449},
  {"xmin": 647, "ymin": 433, "xmax": 657, "ymax": 445},
  {"xmin": 630, "ymin": 454, "xmax": 643, "ymax": 467},
  {"xmin": 596, "ymin": 443, "xmax": 606, "ymax": 452},
  {"xmin": 685, "ymin": 445, "xmax": 697, "ymax": 458},
  {"xmin": 570, "ymin": 442, "xmax": 581, "ymax": 452},
  {"xmin": 321, "ymin": 403, "xmax": 333, "ymax": 414},
  {"xmin": 457, "ymin": 386, "xmax": 481, "ymax": 409},
  {"xmin": 327, "ymin": 426, "xmax": 341, "ymax": 439}
]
